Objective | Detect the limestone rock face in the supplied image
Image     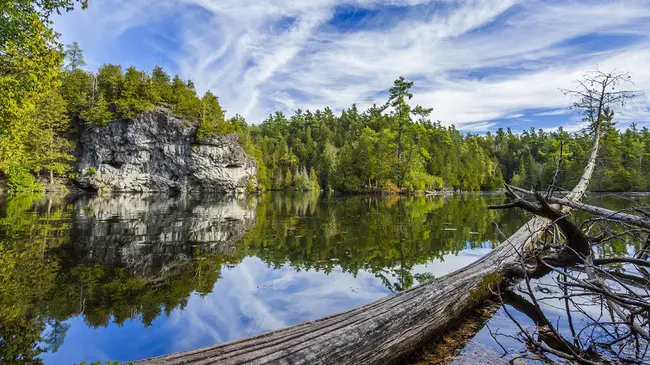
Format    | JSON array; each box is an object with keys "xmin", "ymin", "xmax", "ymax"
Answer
[{"xmin": 75, "ymin": 108, "xmax": 257, "ymax": 193}]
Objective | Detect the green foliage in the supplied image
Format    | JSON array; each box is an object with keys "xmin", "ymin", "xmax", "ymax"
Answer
[
  {"xmin": 170, "ymin": 76, "xmax": 201, "ymax": 120},
  {"xmin": 151, "ymin": 66, "xmax": 172, "ymax": 104},
  {"xmin": 60, "ymin": 68, "xmax": 94, "ymax": 118},
  {"xmin": 0, "ymin": 193, "xmax": 67, "ymax": 363},
  {"xmin": 6, "ymin": 165, "xmax": 41, "ymax": 192},
  {"xmin": 80, "ymin": 94, "xmax": 114, "ymax": 126},
  {"xmin": 64, "ymin": 41, "xmax": 85, "ymax": 70},
  {"xmin": 234, "ymin": 118, "xmax": 268, "ymax": 190},
  {"xmin": 113, "ymin": 66, "xmax": 153, "ymax": 119},
  {"xmin": 489, "ymin": 121, "xmax": 650, "ymax": 192},
  {"xmin": 0, "ymin": 0, "xmax": 82, "ymax": 184},
  {"xmin": 196, "ymin": 91, "xmax": 234, "ymax": 139},
  {"xmin": 96, "ymin": 64, "xmax": 123, "ymax": 104},
  {"xmin": 28, "ymin": 88, "xmax": 75, "ymax": 182},
  {"xmin": 250, "ymin": 78, "xmax": 500, "ymax": 193}
]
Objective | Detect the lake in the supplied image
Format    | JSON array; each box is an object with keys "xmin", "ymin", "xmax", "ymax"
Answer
[{"xmin": 0, "ymin": 192, "xmax": 641, "ymax": 364}]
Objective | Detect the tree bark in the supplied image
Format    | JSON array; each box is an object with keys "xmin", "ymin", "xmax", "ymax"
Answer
[{"xmin": 129, "ymin": 127, "xmax": 602, "ymax": 365}]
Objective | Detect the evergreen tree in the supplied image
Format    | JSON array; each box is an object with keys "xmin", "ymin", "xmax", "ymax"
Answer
[
  {"xmin": 170, "ymin": 76, "xmax": 201, "ymax": 120},
  {"xmin": 64, "ymin": 41, "xmax": 85, "ymax": 70},
  {"xmin": 387, "ymin": 76, "xmax": 432, "ymax": 188},
  {"xmin": 60, "ymin": 68, "xmax": 94, "ymax": 119},
  {"xmin": 151, "ymin": 66, "xmax": 172, "ymax": 104},
  {"xmin": 80, "ymin": 94, "xmax": 114, "ymax": 126},
  {"xmin": 96, "ymin": 64, "xmax": 123, "ymax": 103},
  {"xmin": 115, "ymin": 66, "xmax": 152, "ymax": 119},
  {"xmin": 197, "ymin": 91, "xmax": 232, "ymax": 139}
]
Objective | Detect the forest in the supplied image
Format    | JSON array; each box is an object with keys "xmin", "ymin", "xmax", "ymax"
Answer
[{"xmin": 2, "ymin": 1, "xmax": 650, "ymax": 194}]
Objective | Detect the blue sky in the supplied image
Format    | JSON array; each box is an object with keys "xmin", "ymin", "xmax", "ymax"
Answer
[{"xmin": 54, "ymin": 0, "xmax": 650, "ymax": 132}]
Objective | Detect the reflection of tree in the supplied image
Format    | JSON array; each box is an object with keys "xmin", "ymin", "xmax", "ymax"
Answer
[
  {"xmin": 0, "ymin": 317, "xmax": 46, "ymax": 365},
  {"xmin": 249, "ymin": 193, "xmax": 525, "ymax": 290},
  {"xmin": 0, "ymin": 194, "xmax": 68, "ymax": 364},
  {"xmin": 0, "ymin": 192, "xmax": 525, "ymax": 363},
  {"xmin": 0, "ymin": 194, "xmax": 252, "ymax": 363},
  {"xmin": 42, "ymin": 320, "xmax": 70, "ymax": 353}
]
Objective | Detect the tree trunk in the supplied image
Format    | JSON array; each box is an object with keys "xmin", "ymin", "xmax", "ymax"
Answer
[{"xmin": 130, "ymin": 128, "xmax": 602, "ymax": 365}]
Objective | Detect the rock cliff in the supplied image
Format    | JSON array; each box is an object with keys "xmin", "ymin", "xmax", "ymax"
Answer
[{"xmin": 74, "ymin": 108, "xmax": 257, "ymax": 193}]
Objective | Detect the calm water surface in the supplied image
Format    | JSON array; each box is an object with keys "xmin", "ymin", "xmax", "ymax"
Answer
[{"xmin": 0, "ymin": 191, "xmax": 577, "ymax": 364}]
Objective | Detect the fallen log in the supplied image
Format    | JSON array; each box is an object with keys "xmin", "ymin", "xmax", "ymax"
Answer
[{"xmin": 130, "ymin": 130, "xmax": 600, "ymax": 365}]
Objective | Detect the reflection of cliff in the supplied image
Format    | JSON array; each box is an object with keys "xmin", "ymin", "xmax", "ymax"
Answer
[{"xmin": 63, "ymin": 194, "xmax": 257, "ymax": 276}]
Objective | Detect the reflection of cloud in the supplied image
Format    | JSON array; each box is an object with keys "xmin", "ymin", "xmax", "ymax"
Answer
[
  {"xmin": 168, "ymin": 248, "xmax": 493, "ymax": 352},
  {"xmin": 411, "ymin": 247, "xmax": 492, "ymax": 281},
  {"xmin": 165, "ymin": 257, "xmax": 392, "ymax": 353},
  {"xmin": 42, "ymin": 248, "xmax": 492, "ymax": 363}
]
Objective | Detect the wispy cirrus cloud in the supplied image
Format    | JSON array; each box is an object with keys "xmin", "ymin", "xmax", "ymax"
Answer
[{"xmin": 54, "ymin": 0, "xmax": 650, "ymax": 131}]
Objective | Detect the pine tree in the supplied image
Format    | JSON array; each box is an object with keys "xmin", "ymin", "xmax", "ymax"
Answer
[
  {"xmin": 96, "ymin": 64, "xmax": 123, "ymax": 103},
  {"xmin": 387, "ymin": 76, "xmax": 432, "ymax": 188},
  {"xmin": 115, "ymin": 66, "xmax": 152, "ymax": 119},
  {"xmin": 80, "ymin": 94, "xmax": 114, "ymax": 126},
  {"xmin": 64, "ymin": 41, "xmax": 86, "ymax": 70},
  {"xmin": 60, "ymin": 68, "xmax": 94, "ymax": 119},
  {"xmin": 170, "ymin": 76, "xmax": 201, "ymax": 120},
  {"xmin": 151, "ymin": 66, "xmax": 172, "ymax": 104},
  {"xmin": 197, "ymin": 91, "xmax": 232, "ymax": 139}
]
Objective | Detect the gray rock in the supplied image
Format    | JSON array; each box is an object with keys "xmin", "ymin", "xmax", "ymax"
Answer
[{"xmin": 75, "ymin": 107, "xmax": 257, "ymax": 193}]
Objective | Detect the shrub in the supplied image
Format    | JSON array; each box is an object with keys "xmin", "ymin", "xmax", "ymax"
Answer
[
  {"xmin": 384, "ymin": 180, "xmax": 400, "ymax": 194},
  {"xmin": 6, "ymin": 165, "xmax": 41, "ymax": 192}
]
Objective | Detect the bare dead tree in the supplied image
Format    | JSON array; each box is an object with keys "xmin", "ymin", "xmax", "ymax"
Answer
[
  {"xmin": 561, "ymin": 70, "xmax": 642, "ymax": 191},
  {"xmin": 561, "ymin": 70, "xmax": 641, "ymax": 132},
  {"xmin": 483, "ymin": 71, "xmax": 648, "ymax": 364}
]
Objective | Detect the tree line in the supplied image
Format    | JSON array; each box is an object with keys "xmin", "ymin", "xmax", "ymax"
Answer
[{"xmin": 1, "ymin": 2, "xmax": 648, "ymax": 193}]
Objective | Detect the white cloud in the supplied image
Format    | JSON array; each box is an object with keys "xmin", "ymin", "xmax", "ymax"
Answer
[
  {"xmin": 533, "ymin": 109, "xmax": 569, "ymax": 117},
  {"xmin": 54, "ymin": 0, "xmax": 650, "ymax": 129}
]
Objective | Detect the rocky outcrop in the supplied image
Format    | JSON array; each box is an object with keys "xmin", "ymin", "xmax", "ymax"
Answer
[{"xmin": 74, "ymin": 108, "xmax": 257, "ymax": 193}]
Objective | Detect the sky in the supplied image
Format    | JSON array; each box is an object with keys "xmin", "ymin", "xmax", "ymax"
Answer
[{"xmin": 54, "ymin": 0, "xmax": 650, "ymax": 132}]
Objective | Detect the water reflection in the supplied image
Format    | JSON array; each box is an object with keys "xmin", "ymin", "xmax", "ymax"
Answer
[{"xmin": 0, "ymin": 192, "xmax": 524, "ymax": 364}]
